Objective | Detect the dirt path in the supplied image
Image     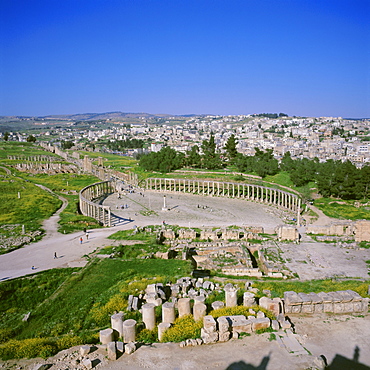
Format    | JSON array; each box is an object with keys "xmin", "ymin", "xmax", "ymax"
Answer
[{"xmin": 35, "ymin": 184, "xmax": 69, "ymax": 240}]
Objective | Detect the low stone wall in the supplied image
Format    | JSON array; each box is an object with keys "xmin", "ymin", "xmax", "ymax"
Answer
[
  {"xmin": 284, "ymin": 290, "xmax": 369, "ymax": 314},
  {"xmin": 307, "ymin": 220, "xmax": 370, "ymax": 242}
]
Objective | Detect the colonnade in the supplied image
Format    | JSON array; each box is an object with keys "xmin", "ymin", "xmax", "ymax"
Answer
[
  {"xmin": 79, "ymin": 181, "xmax": 114, "ymax": 226},
  {"xmin": 145, "ymin": 178, "xmax": 301, "ymax": 224}
]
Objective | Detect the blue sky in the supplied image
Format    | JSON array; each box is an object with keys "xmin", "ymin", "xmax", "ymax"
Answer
[{"xmin": 1, "ymin": 0, "xmax": 369, "ymax": 117}]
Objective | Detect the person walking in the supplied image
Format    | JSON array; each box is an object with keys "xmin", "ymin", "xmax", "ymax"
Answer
[
  {"xmin": 86, "ymin": 233, "xmax": 89, "ymax": 240},
  {"xmin": 79, "ymin": 237, "xmax": 83, "ymax": 244},
  {"xmin": 54, "ymin": 252, "xmax": 57, "ymax": 259}
]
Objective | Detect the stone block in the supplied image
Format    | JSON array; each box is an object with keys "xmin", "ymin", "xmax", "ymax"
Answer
[
  {"xmin": 218, "ymin": 331, "xmax": 231, "ymax": 342},
  {"xmin": 355, "ymin": 220, "xmax": 370, "ymax": 242},
  {"xmin": 125, "ymin": 342, "xmax": 136, "ymax": 355},
  {"xmin": 307, "ymin": 293, "xmax": 323, "ymax": 313},
  {"xmin": 217, "ymin": 316, "xmax": 231, "ymax": 333},
  {"xmin": 298, "ymin": 293, "xmax": 314, "ymax": 314},
  {"xmin": 81, "ymin": 358, "xmax": 92, "ymax": 369},
  {"xmin": 281, "ymin": 320, "xmax": 292, "ymax": 330},
  {"xmin": 132, "ymin": 297, "xmax": 139, "ymax": 311},
  {"xmin": 259, "ymin": 297, "xmax": 280, "ymax": 316},
  {"xmin": 284, "ymin": 291, "xmax": 303, "ymax": 313},
  {"xmin": 80, "ymin": 345, "xmax": 90, "ymax": 356},
  {"xmin": 107, "ymin": 341, "xmax": 117, "ymax": 361},
  {"xmin": 146, "ymin": 283, "xmax": 157, "ymax": 294},
  {"xmin": 251, "ymin": 317, "xmax": 270, "ymax": 332},
  {"xmin": 201, "ymin": 328, "xmax": 218, "ymax": 344},
  {"xmin": 317, "ymin": 292, "xmax": 334, "ymax": 312},
  {"xmin": 230, "ymin": 316, "xmax": 252, "ymax": 334},
  {"xmin": 127, "ymin": 295, "xmax": 134, "ymax": 311},
  {"xmin": 271, "ymin": 320, "xmax": 280, "ymax": 331},
  {"xmin": 243, "ymin": 292, "xmax": 256, "ymax": 307},
  {"xmin": 256, "ymin": 311, "xmax": 265, "ymax": 318},
  {"xmin": 203, "ymin": 315, "xmax": 217, "ymax": 333},
  {"xmin": 116, "ymin": 341, "xmax": 124, "ymax": 355},
  {"xmin": 276, "ymin": 225, "xmax": 299, "ymax": 242}
]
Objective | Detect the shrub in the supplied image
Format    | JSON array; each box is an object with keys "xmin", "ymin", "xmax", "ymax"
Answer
[
  {"xmin": 161, "ymin": 315, "xmax": 202, "ymax": 343},
  {"xmin": 0, "ymin": 328, "xmax": 17, "ymax": 344},
  {"xmin": 209, "ymin": 306, "xmax": 275, "ymax": 321},
  {"xmin": 136, "ymin": 328, "xmax": 158, "ymax": 343},
  {"xmin": 0, "ymin": 338, "xmax": 57, "ymax": 360},
  {"xmin": 55, "ymin": 335, "xmax": 82, "ymax": 350}
]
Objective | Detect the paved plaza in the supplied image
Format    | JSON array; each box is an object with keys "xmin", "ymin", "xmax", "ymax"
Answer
[{"xmin": 104, "ymin": 189, "xmax": 284, "ymax": 233}]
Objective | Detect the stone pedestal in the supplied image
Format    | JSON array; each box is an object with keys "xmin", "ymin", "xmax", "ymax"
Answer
[
  {"xmin": 211, "ymin": 301, "xmax": 225, "ymax": 310},
  {"xmin": 99, "ymin": 328, "xmax": 114, "ymax": 344},
  {"xmin": 178, "ymin": 298, "xmax": 191, "ymax": 317},
  {"xmin": 224, "ymin": 284, "xmax": 238, "ymax": 307},
  {"xmin": 194, "ymin": 296, "xmax": 206, "ymax": 306},
  {"xmin": 142, "ymin": 303, "xmax": 156, "ymax": 330},
  {"xmin": 122, "ymin": 319, "xmax": 137, "ymax": 342},
  {"xmin": 111, "ymin": 312, "xmax": 124, "ymax": 339},
  {"xmin": 243, "ymin": 292, "xmax": 256, "ymax": 307},
  {"xmin": 193, "ymin": 302, "xmax": 207, "ymax": 321},
  {"xmin": 162, "ymin": 302, "xmax": 176, "ymax": 324},
  {"xmin": 158, "ymin": 322, "xmax": 172, "ymax": 341}
]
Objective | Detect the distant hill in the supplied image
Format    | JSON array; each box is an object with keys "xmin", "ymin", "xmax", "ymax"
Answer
[{"xmin": 40, "ymin": 112, "xmax": 174, "ymax": 121}]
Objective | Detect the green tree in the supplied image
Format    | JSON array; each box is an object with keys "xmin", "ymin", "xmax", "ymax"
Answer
[
  {"xmin": 26, "ymin": 135, "xmax": 36, "ymax": 142},
  {"xmin": 223, "ymin": 134, "xmax": 238, "ymax": 162},
  {"xmin": 61, "ymin": 140, "xmax": 74, "ymax": 149},
  {"xmin": 139, "ymin": 147, "xmax": 184, "ymax": 173},
  {"xmin": 201, "ymin": 134, "xmax": 223, "ymax": 169},
  {"xmin": 253, "ymin": 148, "xmax": 279, "ymax": 178},
  {"xmin": 3, "ymin": 132, "xmax": 9, "ymax": 141},
  {"xmin": 185, "ymin": 145, "xmax": 201, "ymax": 168}
]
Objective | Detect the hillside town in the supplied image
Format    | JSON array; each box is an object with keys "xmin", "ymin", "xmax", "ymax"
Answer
[{"xmin": 1, "ymin": 114, "xmax": 370, "ymax": 166}]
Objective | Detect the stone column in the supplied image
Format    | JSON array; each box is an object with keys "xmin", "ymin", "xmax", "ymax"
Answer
[
  {"xmin": 99, "ymin": 328, "xmax": 114, "ymax": 344},
  {"xmin": 142, "ymin": 303, "xmax": 156, "ymax": 330},
  {"xmin": 194, "ymin": 296, "xmax": 206, "ymax": 306},
  {"xmin": 224, "ymin": 283, "xmax": 238, "ymax": 307},
  {"xmin": 193, "ymin": 303, "xmax": 207, "ymax": 321},
  {"xmin": 111, "ymin": 312, "xmax": 124, "ymax": 339},
  {"xmin": 178, "ymin": 298, "xmax": 191, "ymax": 317},
  {"xmin": 162, "ymin": 302, "xmax": 176, "ymax": 324},
  {"xmin": 158, "ymin": 322, "xmax": 171, "ymax": 342},
  {"xmin": 122, "ymin": 319, "xmax": 137, "ymax": 342}
]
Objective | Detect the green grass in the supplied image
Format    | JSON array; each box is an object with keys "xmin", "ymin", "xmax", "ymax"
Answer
[
  {"xmin": 264, "ymin": 171, "xmax": 294, "ymax": 188},
  {"xmin": 76, "ymin": 150, "xmax": 137, "ymax": 171},
  {"xmin": 314, "ymin": 198, "xmax": 370, "ymax": 220},
  {"xmin": 104, "ymin": 227, "xmax": 169, "ymax": 258},
  {"xmin": 0, "ymin": 175, "xmax": 62, "ymax": 251},
  {"xmin": 0, "ymin": 258, "xmax": 192, "ymax": 359},
  {"xmin": 0, "ymin": 142, "xmax": 59, "ymax": 160},
  {"xmin": 17, "ymin": 173, "xmax": 102, "ymax": 233}
]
